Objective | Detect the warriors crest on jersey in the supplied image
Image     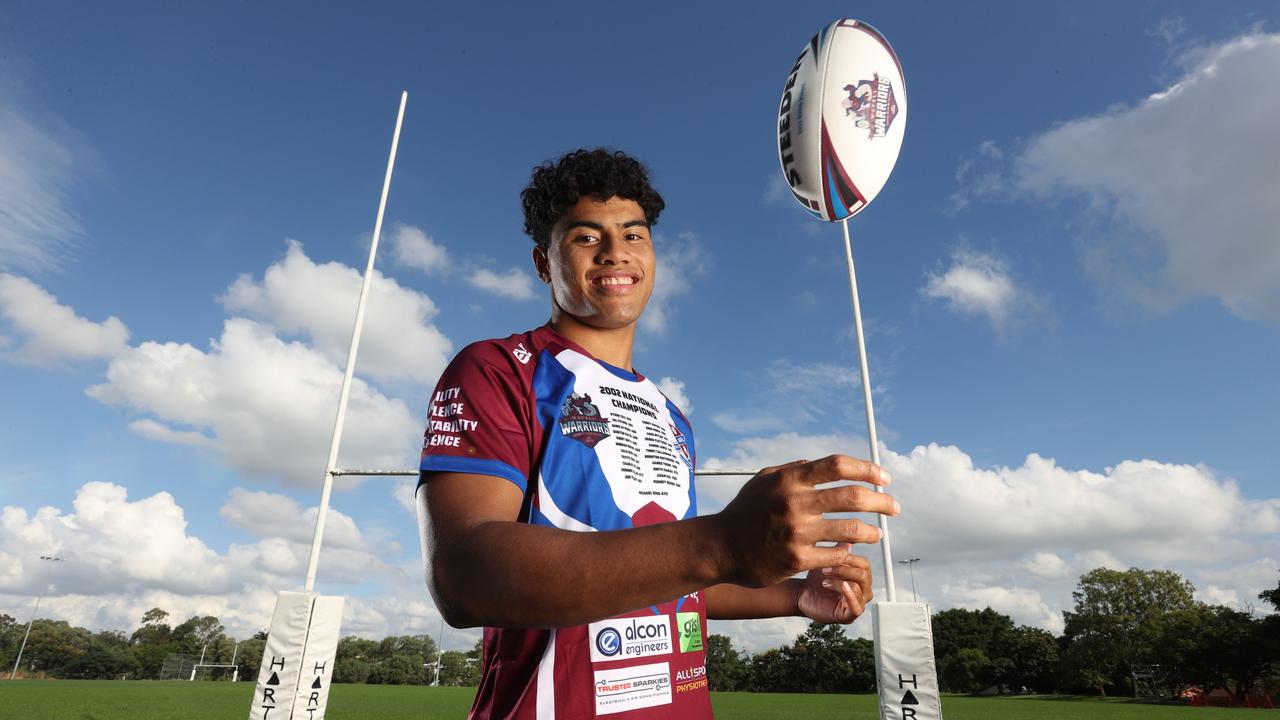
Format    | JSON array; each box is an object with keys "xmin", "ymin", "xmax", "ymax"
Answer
[{"xmin": 559, "ymin": 392, "xmax": 611, "ymax": 448}]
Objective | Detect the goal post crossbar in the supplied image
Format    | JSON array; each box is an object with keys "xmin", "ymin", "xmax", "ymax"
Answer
[{"xmin": 331, "ymin": 468, "xmax": 757, "ymax": 477}]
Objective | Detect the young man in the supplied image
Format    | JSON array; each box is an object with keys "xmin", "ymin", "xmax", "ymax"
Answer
[{"xmin": 417, "ymin": 149, "xmax": 898, "ymax": 718}]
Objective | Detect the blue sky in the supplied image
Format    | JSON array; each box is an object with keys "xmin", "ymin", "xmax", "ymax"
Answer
[{"xmin": 2, "ymin": 1, "xmax": 1278, "ymax": 653}]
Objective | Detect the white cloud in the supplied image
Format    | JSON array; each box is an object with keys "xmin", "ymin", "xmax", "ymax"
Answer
[
  {"xmin": 0, "ymin": 274, "xmax": 129, "ymax": 363},
  {"xmin": 0, "ymin": 107, "xmax": 81, "ymax": 274},
  {"xmin": 710, "ymin": 359, "xmax": 864, "ymax": 435},
  {"xmin": 762, "ymin": 174, "xmax": 791, "ymax": 206},
  {"xmin": 698, "ymin": 432, "xmax": 1280, "ymax": 636},
  {"xmin": 392, "ymin": 483, "xmax": 418, "ymax": 516},
  {"xmin": 466, "ymin": 267, "xmax": 537, "ymax": 301},
  {"xmin": 0, "ymin": 482, "xmax": 421, "ymax": 641},
  {"xmin": 128, "ymin": 419, "xmax": 215, "ymax": 448},
  {"xmin": 0, "ymin": 482, "xmax": 234, "ymax": 596},
  {"xmin": 1022, "ymin": 552, "xmax": 1069, "ymax": 579},
  {"xmin": 942, "ymin": 583, "xmax": 1064, "ymax": 635},
  {"xmin": 656, "ymin": 376, "xmax": 692, "ymax": 415},
  {"xmin": 221, "ymin": 239, "xmax": 452, "ymax": 388},
  {"xmin": 922, "ymin": 248, "xmax": 1034, "ymax": 334},
  {"xmin": 219, "ymin": 487, "xmax": 367, "ymax": 552},
  {"xmin": 642, "ymin": 232, "xmax": 708, "ymax": 335},
  {"xmin": 950, "ymin": 141, "xmax": 1008, "ymax": 211},
  {"xmin": 87, "ymin": 317, "xmax": 421, "ymax": 487},
  {"xmin": 389, "ymin": 223, "xmax": 449, "ymax": 275},
  {"xmin": 1014, "ymin": 33, "xmax": 1280, "ymax": 320}
]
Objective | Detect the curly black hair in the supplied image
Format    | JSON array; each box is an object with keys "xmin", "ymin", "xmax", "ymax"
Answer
[{"xmin": 521, "ymin": 148, "xmax": 666, "ymax": 249}]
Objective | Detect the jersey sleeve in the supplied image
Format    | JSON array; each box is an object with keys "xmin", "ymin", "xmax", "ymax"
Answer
[{"xmin": 419, "ymin": 342, "xmax": 534, "ymax": 492}]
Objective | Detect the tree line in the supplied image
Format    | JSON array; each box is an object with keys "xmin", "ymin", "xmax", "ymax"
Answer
[
  {"xmin": 0, "ymin": 607, "xmax": 480, "ymax": 686},
  {"xmin": 706, "ymin": 567, "xmax": 1280, "ymax": 702},
  {"xmin": 4, "ymin": 566, "xmax": 1278, "ymax": 701}
]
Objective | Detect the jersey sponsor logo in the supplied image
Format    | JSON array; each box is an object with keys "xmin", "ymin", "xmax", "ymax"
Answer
[
  {"xmin": 595, "ymin": 628, "xmax": 622, "ymax": 658},
  {"xmin": 842, "ymin": 74, "xmax": 899, "ymax": 139},
  {"xmin": 588, "ymin": 616, "xmax": 673, "ymax": 663},
  {"xmin": 558, "ymin": 392, "xmax": 610, "ymax": 448},
  {"xmin": 512, "ymin": 343, "xmax": 532, "ymax": 364},
  {"xmin": 593, "ymin": 661, "xmax": 672, "ymax": 715},
  {"xmin": 676, "ymin": 612, "xmax": 703, "ymax": 653},
  {"xmin": 674, "ymin": 664, "xmax": 708, "ymax": 693}
]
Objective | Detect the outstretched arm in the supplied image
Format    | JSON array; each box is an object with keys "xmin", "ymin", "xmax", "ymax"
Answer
[{"xmin": 420, "ymin": 455, "xmax": 896, "ymax": 629}]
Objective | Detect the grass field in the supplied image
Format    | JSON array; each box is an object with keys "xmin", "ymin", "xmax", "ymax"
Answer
[{"xmin": 0, "ymin": 680, "xmax": 1256, "ymax": 719}]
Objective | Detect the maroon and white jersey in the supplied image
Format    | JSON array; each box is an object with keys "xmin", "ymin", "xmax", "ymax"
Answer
[{"xmin": 420, "ymin": 325, "xmax": 711, "ymax": 719}]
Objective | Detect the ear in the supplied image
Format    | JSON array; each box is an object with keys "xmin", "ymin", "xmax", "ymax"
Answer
[{"xmin": 531, "ymin": 245, "xmax": 551, "ymax": 283}]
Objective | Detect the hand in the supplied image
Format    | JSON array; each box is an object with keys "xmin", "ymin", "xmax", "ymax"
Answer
[
  {"xmin": 797, "ymin": 544, "xmax": 873, "ymax": 623},
  {"xmin": 714, "ymin": 454, "xmax": 898, "ymax": 588}
]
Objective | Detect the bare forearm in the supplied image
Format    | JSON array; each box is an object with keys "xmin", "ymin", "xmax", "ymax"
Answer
[
  {"xmin": 431, "ymin": 515, "xmax": 728, "ymax": 628},
  {"xmin": 704, "ymin": 581, "xmax": 803, "ymax": 620}
]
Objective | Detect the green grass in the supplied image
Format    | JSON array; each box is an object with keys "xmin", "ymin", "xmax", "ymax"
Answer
[{"xmin": 0, "ymin": 681, "xmax": 1256, "ymax": 719}]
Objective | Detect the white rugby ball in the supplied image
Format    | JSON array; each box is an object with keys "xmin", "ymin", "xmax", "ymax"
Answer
[{"xmin": 776, "ymin": 19, "xmax": 907, "ymax": 222}]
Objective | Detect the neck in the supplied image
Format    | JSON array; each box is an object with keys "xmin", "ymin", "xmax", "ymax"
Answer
[{"xmin": 548, "ymin": 310, "xmax": 637, "ymax": 370}]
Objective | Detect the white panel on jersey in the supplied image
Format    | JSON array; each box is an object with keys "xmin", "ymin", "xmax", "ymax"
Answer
[
  {"xmin": 536, "ymin": 629, "xmax": 557, "ymax": 720},
  {"xmin": 873, "ymin": 602, "xmax": 943, "ymax": 720},
  {"xmin": 554, "ymin": 349, "xmax": 691, "ymax": 521}
]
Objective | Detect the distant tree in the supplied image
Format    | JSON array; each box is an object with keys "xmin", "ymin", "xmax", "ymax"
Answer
[
  {"xmin": 933, "ymin": 607, "xmax": 1031, "ymax": 693},
  {"xmin": 749, "ymin": 648, "xmax": 790, "ymax": 693},
  {"xmin": 367, "ymin": 653, "xmax": 429, "ymax": 685},
  {"xmin": 742, "ymin": 623, "xmax": 875, "ymax": 694},
  {"xmin": 1062, "ymin": 567, "xmax": 1196, "ymax": 693},
  {"xmin": 334, "ymin": 636, "xmax": 379, "ymax": 684},
  {"xmin": 705, "ymin": 634, "xmax": 753, "ymax": 691},
  {"xmin": 438, "ymin": 650, "xmax": 479, "ymax": 686},
  {"xmin": 939, "ymin": 647, "xmax": 992, "ymax": 694},
  {"xmin": 130, "ymin": 643, "xmax": 173, "ymax": 679},
  {"xmin": 171, "ymin": 615, "xmax": 226, "ymax": 659},
  {"xmin": 0, "ymin": 613, "xmax": 21, "ymax": 670},
  {"xmin": 1260, "ymin": 572, "xmax": 1280, "ymax": 612},
  {"xmin": 130, "ymin": 608, "xmax": 172, "ymax": 646},
  {"xmin": 932, "ymin": 608, "xmax": 1015, "ymax": 661},
  {"xmin": 236, "ymin": 636, "xmax": 266, "ymax": 680},
  {"xmin": 18, "ymin": 619, "xmax": 92, "ymax": 677},
  {"xmin": 63, "ymin": 631, "xmax": 141, "ymax": 679},
  {"xmin": 993, "ymin": 625, "xmax": 1058, "ymax": 692}
]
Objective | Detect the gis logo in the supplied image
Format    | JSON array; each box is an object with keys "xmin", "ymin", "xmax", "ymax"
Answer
[{"xmin": 595, "ymin": 627, "xmax": 623, "ymax": 658}]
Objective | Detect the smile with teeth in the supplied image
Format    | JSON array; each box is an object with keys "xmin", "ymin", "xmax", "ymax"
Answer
[{"xmin": 595, "ymin": 276, "xmax": 636, "ymax": 286}]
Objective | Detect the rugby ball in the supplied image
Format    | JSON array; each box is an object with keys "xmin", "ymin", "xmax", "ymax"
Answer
[{"xmin": 776, "ymin": 19, "xmax": 907, "ymax": 222}]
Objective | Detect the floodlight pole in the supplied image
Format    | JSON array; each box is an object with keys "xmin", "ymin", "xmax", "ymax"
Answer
[
  {"xmin": 898, "ymin": 558, "xmax": 921, "ymax": 602},
  {"xmin": 10, "ymin": 555, "xmax": 63, "ymax": 681},
  {"xmin": 840, "ymin": 219, "xmax": 897, "ymax": 602},
  {"xmin": 304, "ymin": 90, "xmax": 409, "ymax": 593}
]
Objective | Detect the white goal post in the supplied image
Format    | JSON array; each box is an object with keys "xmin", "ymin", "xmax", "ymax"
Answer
[{"xmin": 191, "ymin": 663, "xmax": 240, "ymax": 682}]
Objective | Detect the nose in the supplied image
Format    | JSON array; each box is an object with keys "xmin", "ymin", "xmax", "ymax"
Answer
[{"xmin": 594, "ymin": 233, "xmax": 631, "ymax": 265}]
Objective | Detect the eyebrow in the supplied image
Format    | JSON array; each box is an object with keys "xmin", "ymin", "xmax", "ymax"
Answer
[{"xmin": 564, "ymin": 219, "xmax": 650, "ymax": 233}]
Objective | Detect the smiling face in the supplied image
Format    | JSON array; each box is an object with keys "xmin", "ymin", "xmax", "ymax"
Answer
[{"xmin": 534, "ymin": 195, "xmax": 657, "ymax": 333}]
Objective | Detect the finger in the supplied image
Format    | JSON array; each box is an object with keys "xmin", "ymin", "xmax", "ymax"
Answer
[
  {"xmin": 821, "ymin": 563, "xmax": 872, "ymax": 590},
  {"xmin": 793, "ymin": 455, "xmax": 892, "ymax": 488},
  {"xmin": 813, "ymin": 484, "xmax": 900, "ymax": 515},
  {"xmin": 812, "ymin": 517, "xmax": 884, "ymax": 546},
  {"xmin": 756, "ymin": 459, "xmax": 808, "ymax": 477},
  {"xmin": 841, "ymin": 579, "xmax": 865, "ymax": 619}
]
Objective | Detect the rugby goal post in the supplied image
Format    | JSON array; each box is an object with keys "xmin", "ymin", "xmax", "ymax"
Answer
[{"xmin": 191, "ymin": 663, "xmax": 240, "ymax": 682}]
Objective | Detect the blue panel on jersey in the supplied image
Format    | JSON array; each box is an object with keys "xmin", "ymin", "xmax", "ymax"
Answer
[
  {"xmin": 665, "ymin": 398, "xmax": 699, "ymax": 519},
  {"xmin": 420, "ymin": 455, "xmax": 527, "ymax": 493},
  {"xmin": 532, "ymin": 351, "xmax": 635, "ymax": 531}
]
